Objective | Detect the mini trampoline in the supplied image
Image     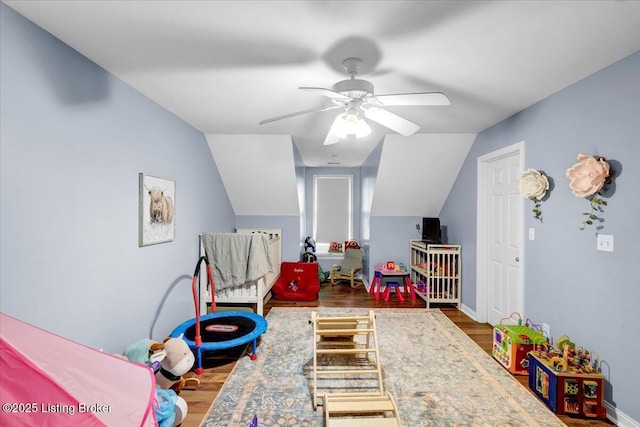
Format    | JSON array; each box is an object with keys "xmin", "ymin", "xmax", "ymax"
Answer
[
  {"xmin": 172, "ymin": 256, "xmax": 268, "ymax": 374},
  {"xmin": 171, "ymin": 311, "xmax": 266, "ymax": 361}
]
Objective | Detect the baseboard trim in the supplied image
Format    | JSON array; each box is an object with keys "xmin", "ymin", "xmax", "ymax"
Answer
[
  {"xmin": 361, "ymin": 277, "xmax": 369, "ymax": 292},
  {"xmin": 460, "ymin": 303, "xmax": 477, "ymax": 322},
  {"xmin": 605, "ymin": 402, "xmax": 639, "ymax": 427}
]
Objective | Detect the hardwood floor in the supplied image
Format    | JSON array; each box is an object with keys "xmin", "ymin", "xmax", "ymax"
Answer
[{"xmin": 177, "ymin": 282, "xmax": 614, "ymax": 426}]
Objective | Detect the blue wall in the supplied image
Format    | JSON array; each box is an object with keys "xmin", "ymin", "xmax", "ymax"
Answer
[
  {"xmin": 0, "ymin": 4, "xmax": 235, "ymax": 353},
  {"xmin": 369, "ymin": 216, "xmax": 422, "ymax": 277},
  {"xmin": 235, "ymin": 215, "xmax": 301, "ymax": 263},
  {"xmin": 440, "ymin": 51, "xmax": 640, "ymax": 422},
  {"xmin": 294, "ymin": 140, "xmax": 307, "ymax": 253},
  {"xmin": 361, "ymin": 141, "xmax": 384, "ymax": 279}
]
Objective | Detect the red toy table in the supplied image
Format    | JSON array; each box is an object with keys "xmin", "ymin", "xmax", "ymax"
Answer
[{"xmin": 369, "ymin": 267, "xmax": 416, "ymax": 301}]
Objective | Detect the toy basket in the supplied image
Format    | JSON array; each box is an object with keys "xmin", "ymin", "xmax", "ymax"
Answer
[{"xmin": 492, "ymin": 312, "xmax": 547, "ymax": 375}]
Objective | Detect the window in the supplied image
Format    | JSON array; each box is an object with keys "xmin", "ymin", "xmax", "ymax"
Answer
[{"xmin": 313, "ymin": 175, "xmax": 352, "ymax": 252}]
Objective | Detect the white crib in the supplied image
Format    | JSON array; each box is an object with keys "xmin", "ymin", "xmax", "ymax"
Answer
[{"xmin": 198, "ymin": 228, "xmax": 282, "ymax": 316}]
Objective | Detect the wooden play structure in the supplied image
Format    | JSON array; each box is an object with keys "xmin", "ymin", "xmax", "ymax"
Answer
[{"xmin": 311, "ymin": 311, "xmax": 401, "ymax": 427}]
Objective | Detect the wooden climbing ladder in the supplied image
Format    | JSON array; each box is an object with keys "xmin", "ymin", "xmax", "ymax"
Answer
[{"xmin": 311, "ymin": 311, "xmax": 401, "ymax": 427}]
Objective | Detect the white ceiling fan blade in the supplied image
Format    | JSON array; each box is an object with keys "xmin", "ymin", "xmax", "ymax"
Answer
[
  {"xmin": 364, "ymin": 107, "xmax": 420, "ymax": 136},
  {"xmin": 300, "ymin": 87, "xmax": 350, "ymax": 101},
  {"xmin": 259, "ymin": 104, "xmax": 342, "ymax": 125},
  {"xmin": 374, "ymin": 92, "xmax": 451, "ymax": 106}
]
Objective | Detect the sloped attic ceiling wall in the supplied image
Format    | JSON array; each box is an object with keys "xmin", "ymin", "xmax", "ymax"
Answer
[
  {"xmin": 371, "ymin": 134, "xmax": 476, "ymax": 217},
  {"xmin": 206, "ymin": 134, "xmax": 300, "ymax": 215},
  {"xmin": 207, "ymin": 133, "xmax": 475, "ymax": 218}
]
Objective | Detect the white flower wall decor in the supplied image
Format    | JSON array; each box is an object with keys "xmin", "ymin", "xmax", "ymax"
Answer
[{"xmin": 519, "ymin": 169, "xmax": 549, "ymax": 221}]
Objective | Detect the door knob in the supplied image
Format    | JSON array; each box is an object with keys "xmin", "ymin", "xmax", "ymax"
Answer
[{"xmin": 515, "ymin": 257, "xmax": 520, "ymax": 262}]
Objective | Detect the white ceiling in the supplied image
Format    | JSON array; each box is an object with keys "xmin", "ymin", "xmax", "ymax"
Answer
[{"xmin": 4, "ymin": 1, "xmax": 640, "ymax": 167}]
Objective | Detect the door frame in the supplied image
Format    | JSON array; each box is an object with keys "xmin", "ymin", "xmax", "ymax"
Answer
[{"xmin": 475, "ymin": 141, "xmax": 525, "ymax": 324}]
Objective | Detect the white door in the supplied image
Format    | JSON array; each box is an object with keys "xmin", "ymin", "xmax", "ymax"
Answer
[{"xmin": 477, "ymin": 142, "xmax": 524, "ymax": 325}]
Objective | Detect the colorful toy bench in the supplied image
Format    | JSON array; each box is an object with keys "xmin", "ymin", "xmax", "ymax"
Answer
[{"xmin": 272, "ymin": 262, "xmax": 320, "ymax": 301}]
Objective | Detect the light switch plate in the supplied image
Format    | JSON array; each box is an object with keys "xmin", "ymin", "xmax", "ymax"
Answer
[
  {"xmin": 528, "ymin": 228, "xmax": 535, "ymax": 240},
  {"xmin": 597, "ymin": 234, "xmax": 614, "ymax": 252}
]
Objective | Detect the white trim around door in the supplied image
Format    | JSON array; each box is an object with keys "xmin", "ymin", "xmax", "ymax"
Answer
[{"xmin": 476, "ymin": 141, "xmax": 525, "ymax": 324}]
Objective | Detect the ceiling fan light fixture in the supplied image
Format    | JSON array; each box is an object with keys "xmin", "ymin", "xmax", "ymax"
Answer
[
  {"xmin": 354, "ymin": 117, "xmax": 372, "ymax": 138},
  {"xmin": 337, "ymin": 111, "xmax": 371, "ymax": 138},
  {"xmin": 323, "ymin": 110, "xmax": 371, "ymax": 145}
]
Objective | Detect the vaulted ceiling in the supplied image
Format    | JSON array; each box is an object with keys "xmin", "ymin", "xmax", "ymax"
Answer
[
  {"xmin": 5, "ymin": 1, "xmax": 640, "ymax": 166},
  {"xmin": 4, "ymin": 1, "xmax": 640, "ymax": 216}
]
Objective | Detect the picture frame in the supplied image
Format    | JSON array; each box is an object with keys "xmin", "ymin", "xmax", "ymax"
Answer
[{"xmin": 139, "ymin": 173, "xmax": 175, "ymax": 246}]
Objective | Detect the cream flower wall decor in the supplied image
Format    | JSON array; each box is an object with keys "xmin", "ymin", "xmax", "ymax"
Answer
[
  {"xmin": 566, "ymin": 154, "xmax": 611, "ymax": 230},
  {"xmin": 519, "ymin": 169, "xmax": 549, "ymax": 221}
]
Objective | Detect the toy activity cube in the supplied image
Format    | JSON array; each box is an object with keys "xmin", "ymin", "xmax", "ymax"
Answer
[
  {"xmin": 528, "ymin": 352, "xmax": 606, "ymax": 419},
  {"xmin": 492, "ymin": 315, "xmax": 546, "ymax": 375}
]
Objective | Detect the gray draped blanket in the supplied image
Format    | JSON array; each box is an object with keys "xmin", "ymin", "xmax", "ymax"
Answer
[{"xmin": 201, "ymin": 233, "xmax": 273, "ymax": 290}]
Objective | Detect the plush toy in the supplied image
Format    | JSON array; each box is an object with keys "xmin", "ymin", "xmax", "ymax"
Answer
[
  {"xmin": 155, "ymin": 336, "xmax": 196, "ymax": 391},
  {"xmin": 301, "ymin": 237, "xmax": 330, "ymax": 281},
  {"xmin": 328, "ymin": 241, "xmax": 343, "ymax": 253},
  {"xmin": 122, "ymin": 339, "xmax": 167, "ymax": 367},
  {"xmin": 344, "ymin": 239, "xmax": 361, "ymax": 249},
  {"xmin": 121, "ymin": 335, "xmax": 198, "ymax": 426},
  {"xmin": 304, "ymin": 236, "xmax": 316, "ymax": 253},
  {"xmin": 302, "ymin": 236, "xmax": 318, "ymax": 263},
  {"xmin": 155, "ymin": 387, "xmax": 188, "ymax": 427}
]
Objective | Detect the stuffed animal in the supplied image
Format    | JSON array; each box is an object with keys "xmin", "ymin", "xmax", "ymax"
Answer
[
  {"xmin": 328, "ymin": 241, "xmax": 343, "ymax": 253},
  {"xmin": 344, "ymin": 239, "xmax": 361, "ymax": 249},
  {"xmin": 304, "ymin": 236, "xmax": 316, "ymax": 253},
  {"xmin": 155, "ymin": 336, "xmax": 196, "ymax": 391},
  {"xmin": 122, "ymin": 338, "xmax": 167, "ymax": 367},
  {"xmin": 121, "ymin": 335, "xmax": 198, "ymax": 426},
  {"xmin": 155, "ymin": 387, "xmax": 188, "ymax": 427},
  {"xmin": 302, "ymin": 236, "xmax": 318, "ymax": 263}
]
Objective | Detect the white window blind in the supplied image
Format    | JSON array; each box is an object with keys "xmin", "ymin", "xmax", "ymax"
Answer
[{"xmin": 313, "ymin": 175, "xmax": 352, "ymax": 248}]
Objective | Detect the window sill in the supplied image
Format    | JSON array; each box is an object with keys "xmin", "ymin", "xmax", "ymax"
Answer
[{"xmin": 315, "ymin": 252, "xmax": 344, "ymax": 260}]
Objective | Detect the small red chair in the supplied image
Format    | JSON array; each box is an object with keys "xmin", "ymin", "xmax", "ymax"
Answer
[
  {"xmin": 383, "ymin": 281, "xmax": 405, "ymax": 302},
  {"xmin": 272, "ymin": 262, "xmax": 320, "ymax": 301}
]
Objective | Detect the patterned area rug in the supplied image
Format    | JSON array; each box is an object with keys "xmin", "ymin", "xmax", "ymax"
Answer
[{"xmin": 201, "ymin": 308, "xmax": 564, "ymax": 427}]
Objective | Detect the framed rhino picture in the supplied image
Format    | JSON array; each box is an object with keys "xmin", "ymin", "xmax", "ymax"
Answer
[{"xmin": 139, "ymin": 173, "xmax": 175, "ymax": 246}]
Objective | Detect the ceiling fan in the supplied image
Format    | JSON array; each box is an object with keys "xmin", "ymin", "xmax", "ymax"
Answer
[{"xmin": 259, "ymin": 57, "xmax": 450, "ymax": 145}]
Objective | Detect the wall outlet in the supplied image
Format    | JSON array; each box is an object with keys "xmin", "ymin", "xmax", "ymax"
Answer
[{"xmin": 542, "ymin": 323, "xmax": 551, "ymax": 340}]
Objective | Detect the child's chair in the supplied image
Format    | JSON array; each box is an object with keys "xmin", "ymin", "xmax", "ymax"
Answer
[
  {"xmin": 329, "ymin": 248, "xmax": 364, "ymax": 288},
  {"xmin": 272, "ymin": 262, "xmax": 320, "ymax": 301}
]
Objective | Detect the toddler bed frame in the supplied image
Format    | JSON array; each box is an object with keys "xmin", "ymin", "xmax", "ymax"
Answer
[{"xmin": 198, "ymin": 228, "xmax": 282, "ymax": 316}]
